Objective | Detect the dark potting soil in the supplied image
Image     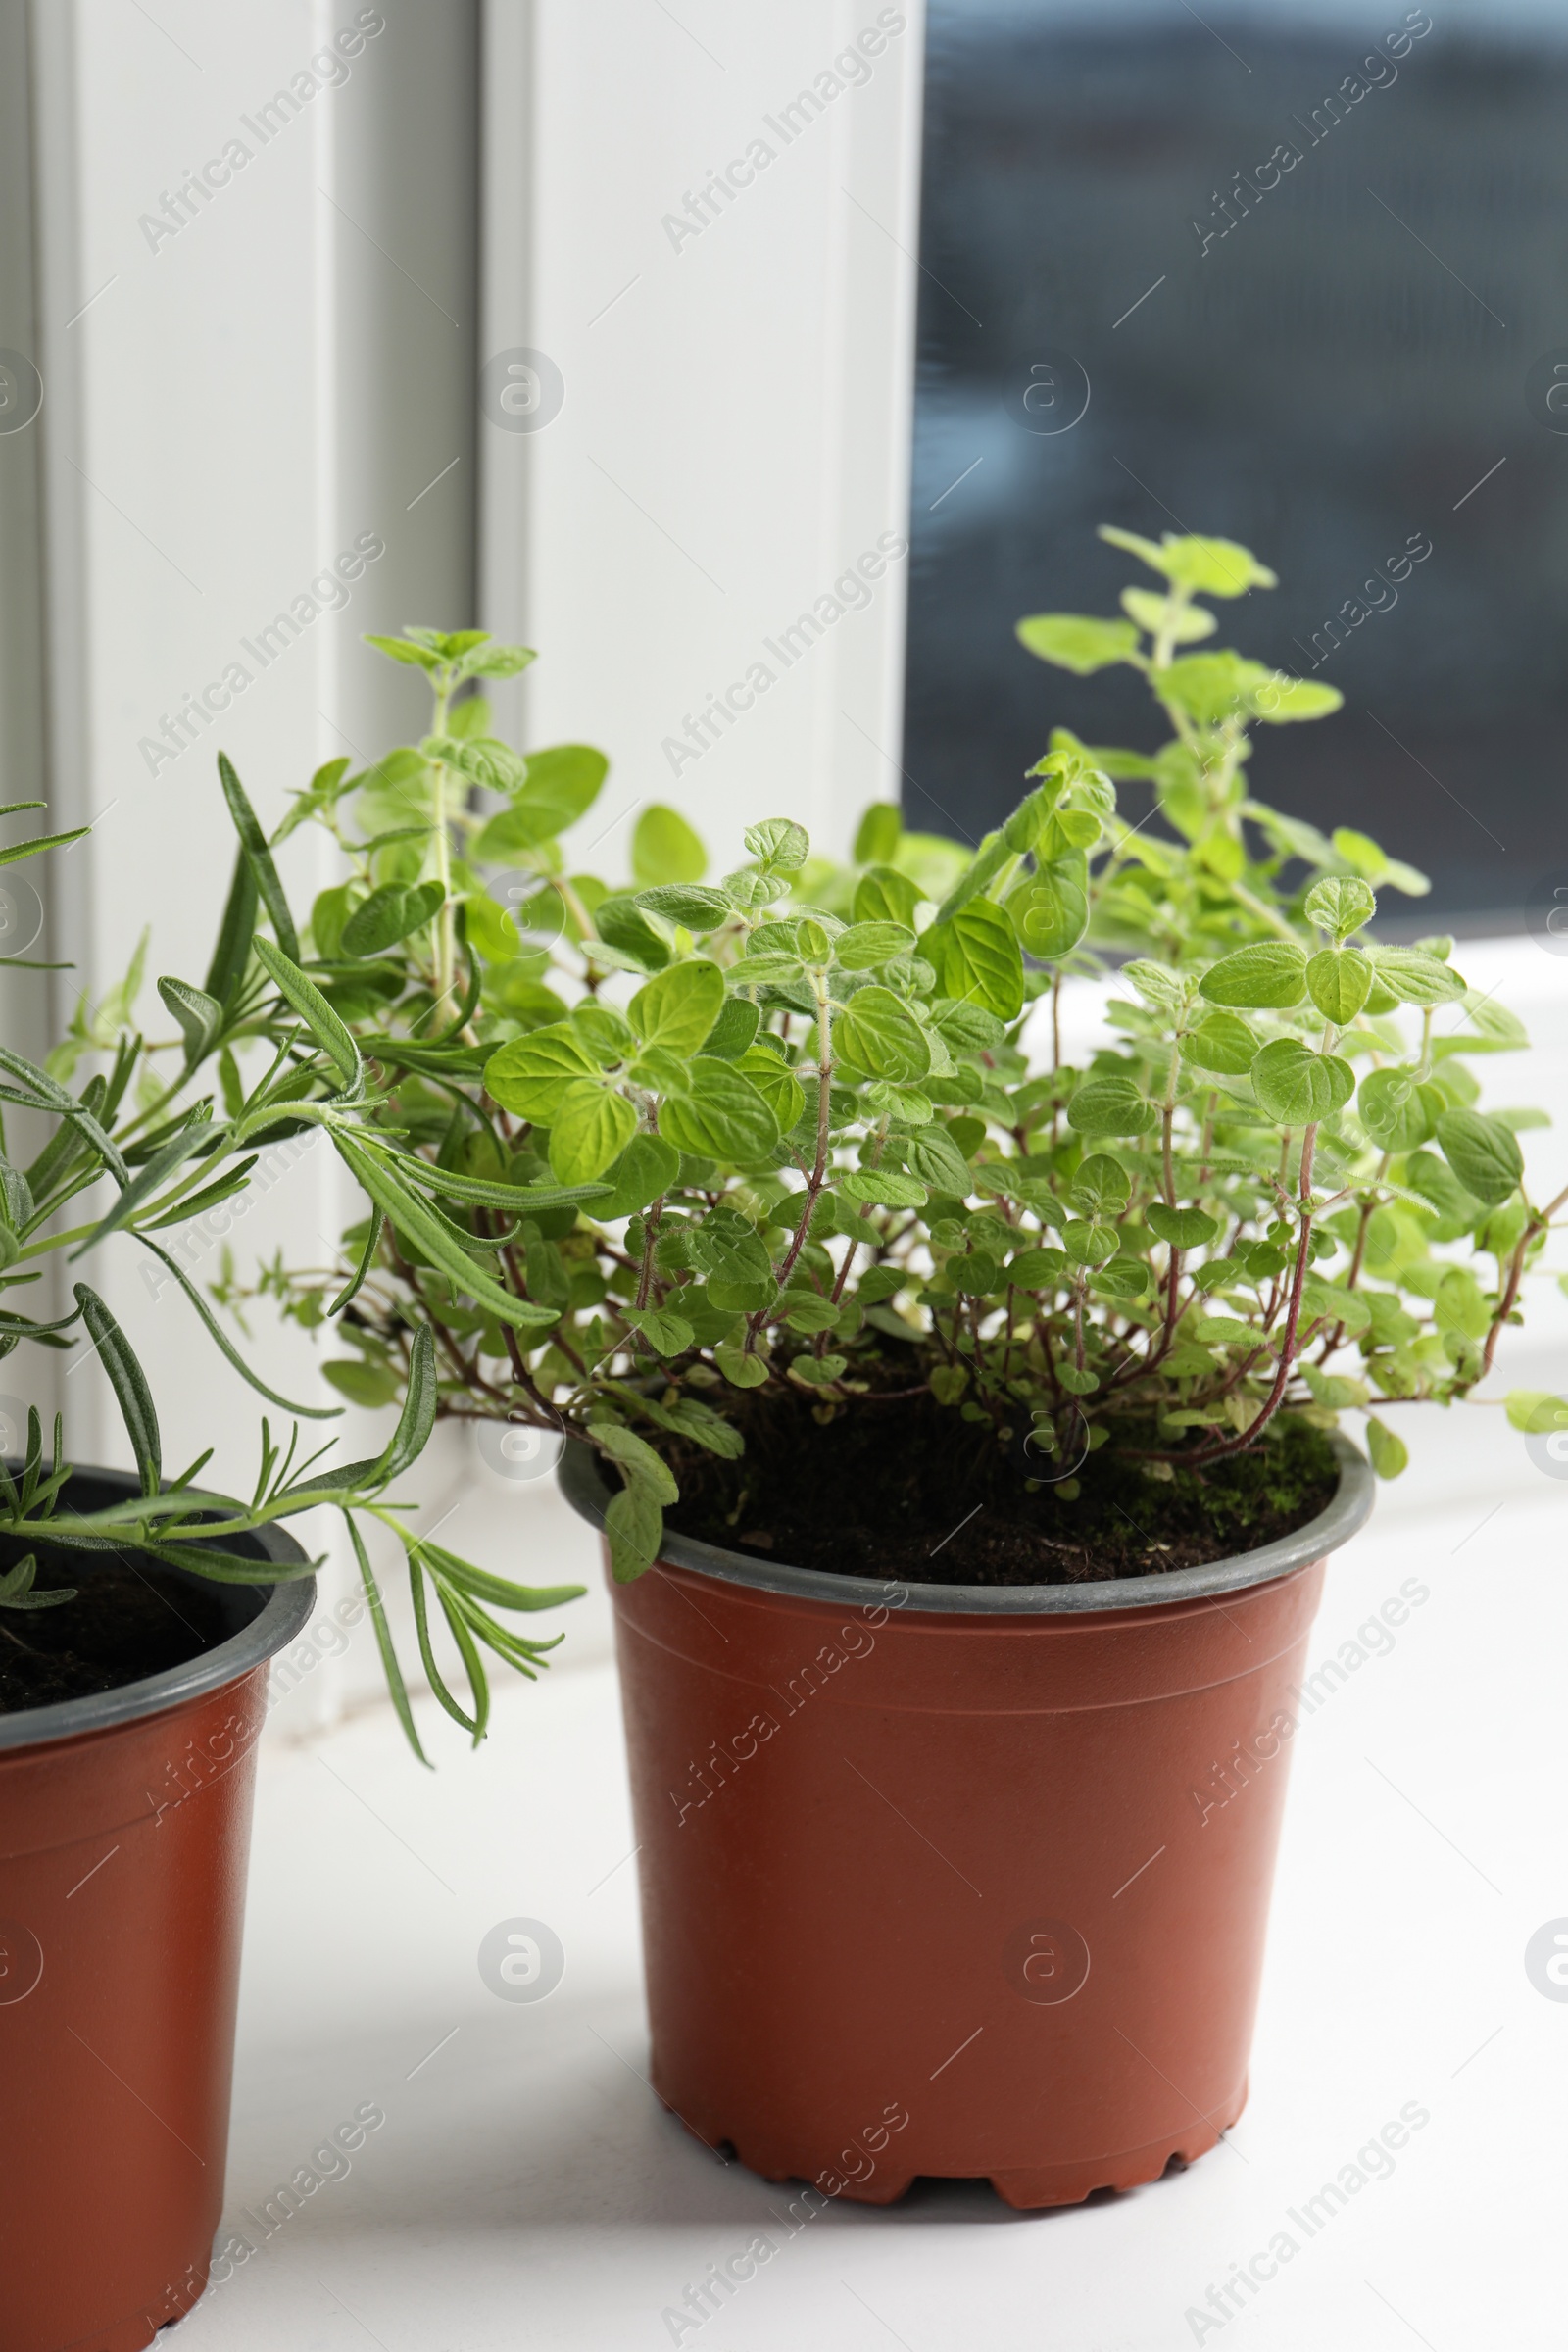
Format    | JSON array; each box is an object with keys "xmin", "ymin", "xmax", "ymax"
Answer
[
  {"xmin": 662, "ymin": 1391, "xmax": 1339, "ymax": 1587},
  {"xmin": 0, "ymin": 1542, "xmax": 233, "ymax": 1712}
]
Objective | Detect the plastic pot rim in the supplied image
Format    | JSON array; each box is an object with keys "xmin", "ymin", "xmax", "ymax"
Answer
[
  {"xmin": 558, "ymin": 1426, "xmax": 1373, "ymax": 1616},
  {"xmin": 0, "ymin": 1463, "xmax": 315, "ymax": 1753}
]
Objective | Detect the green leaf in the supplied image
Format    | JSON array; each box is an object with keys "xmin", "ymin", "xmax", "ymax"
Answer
[
  {"xmin": 484, "ymin": 1023, "xmax": 599, "ymax": 1122},
  {"xmin": 252, "ymin": 936, "xmax": 363, "ymax": 1092},
  {"xmin": 1071, "ymin": 1154, "xmax": 1132, "ymax": 1212},
  {"xmin": 1305, "ymin": 948, "xmax": 1372, "ymax": 1026},
  {"xmin": 397, "ymin": 1159, "xmax": 608, "ymax": 1214},
  {"xmin": 1504, "ymin": 1390, "xmax": 1568, "ymax": 1435},
  {"xmin": 868, "ymin": 1083, "xmax": 932, "ymax": 1125},
  {"xmin": 931, "ymin": 1002, "xmax": 1004, "ymax": 1053},
  {"xmin": 341, "ymin": 880, "xmax": 444, "ymax": 957},
  {"xmin": 157, "ymin": 976, "xmax": 224, "ymax": 1066},
  {"xmin": 456, "ymin": 638, "xmax": 537, "ymax": 681},
  {"xmin": 1363, "ymin": 1416, "xmax": 1408, "ymax": 1478},
  {"xmin": 1299, "ymin": 1279, "xmax": 1372, "ymax": 1338},
  {"xmin": 202, "ymin": 847, "xmax": 260, "ymax": 1008},
  {"xmin": 1298, "ymin": 1364, "xmax": 1368, "ymax": 1408},
  {"xmin": 699, "ymin": 999, "xmax": 761, "ymax": 1060},
  {"xmin": 74, "ymin": 1283, "xmax": 160, "ymax": 1496},
  {"xmin": 725, "ymin": 951, "xmax": 806, "ymax": 989},
  {"xmin": 1368, "ymin": 945, "xmax": 1468, "ymax": 1007},
  {"xmin": 344, "ymin": 1514, "xmax": 428, "ymax": 1765},
  {"xmin": 0, "ymin": 1553, "xmax": 75, "ymax": 1611},
  {"xmin": 0, "ymin": 825, "xmax": 88, "ymax": 869},
  {"xmin": 853, "ymin": 805, "xmax": 902, "ymax": 864},
  {"xmin": 840, "ymin": 1167, "xmax": 927, "ymax": 1207},
  {"xmin": 1, "ymin": 1050, "xmax": 127, "ymax": 1186},
  {"xmin": 1180, "ymin": 1013, "xmax": 1259, "ymax": 1075},
  {"xmin": 1435, "ymin": 1108, "xmax": 1523, "ymax": 1208},
  {"xmin": 218, "ymin": 751, "xmax": 301, "ymax": 963},
  {"xmin": 1249, "ymin": 1040, "xmax": 1354, "ymax": 1124},
  {"xmin": 1091, "ymin": 1259, "xmax": 1152, "ymax": 1300},
  {"xmin": 512, "ymin": 743, "xmax": 608, "ymax": 836},
  {"xmin": 1068, "ymin": 1076, "xmax": 1158, "ymax": 1137},
  {"xmin": 329, "ymin": 1206, "xmax": 385, "ymax": 1317},
  {"xmin": 1147, "ymin": 1202, "xmax": 1218, "ymax": 1248},
  {"xmin": 1121, "ymin": 587, "xmax": 1216, "ymax": 641},
  {"xmin": 426, "ymin": 733, "xmax": 525, "ymax": 795},
  {"xmin": 1200, "ymin": 942, "xmax": 1307, "ymax": 1009},
  {"xmin": 1099, "ymin": 525, "xmax": 1277, "ymax": 597},
  {"xmin": 332, "ymin": 1136, "xmax": 560, "ymax": 1334},
  {"xmin": 853, "ymin": 864, "xmax": 922, "ymax": 927},
  {"xmin": 1015, "ymin": 613, "xmax": 1141, "ymax": 673},
  {"xmin": 376, "ymin": 1327, "xmax": 438, "ymax": 1481},
  {"xmin": 927, "ymin": 899, "xmax": 1025, "ymax": 1018},
  {"xmin": 736, "ymin": 1047, "xmax": 806, "ymax": 1135},
  {"xmin": 1304, "ymin": 875, "xmax": 1377, "ymax": 939},
  {"xmin": 657, "ymin": 1061, "xmax": 780, "ymax": 1162},
  {"xmin": 1357, "ymin": 1067, "xmax": 1438, "ymax": 1152},
  {"xmin": 628, "ymin": 958, "xmax": 725, "ymax": 1055},
  {"xmin": 592, "ymin": 894, "xmax": 672, "ymax": 971},
  {"xmin": 569, "ymin": 998, "xmax": 636, "ymax": 1067},
  {"xmin": 365, "ymin": 631, "xmax": 443, "ymax": 670},
  {"xmin": 597, "ymin": 1422, "xmax": 679, "ymax": 1502},
  {"xmin": 606, "ymin": 1486, "xmax": 662, "ymax": 1581},
  {"xmin": 904, "ymin": 1124, "xmax": 975, "ymax": 1198},
  {"xmin": 1008, "ymin": 856, "xmax": 1089, "ymax": 961},
  {"xmin": 715, "ymin": 1343, "xmax": 770, "ymax": 1387},
  {"xmin": 746, "ymin": 816, "xmax": 810, "ymax": 869},
  {"xmin": 632, "ymin": 805, "xmax": 707, "ymax": 886},
  {"xmin": 635, "ymin": 884, "xmax": 733, "ymax": 930},
  {"xmin": 781, "ymin": 1290, "xmax": 839, "ymax": 1332},
  {"xmin": 1158, "ymin": 650, "xmax": 1272, "ymax": 724},
  {"xmin": 549, "ymin": 1083, "xmax": 638, "ymax": 1183},
  {"xmin": 625, "ymin": 1306, "xmax": 695, "ymax": 1355},
  {"xmin": 627, "ymin": 1046, "xmax": 690, "ymax": 1095},
  {"xmin": 73, "ymin": 1106, "xmax": 215, "ymax": 1256},
  {"xmin": 1254, "ymin": 673, "xmax": 1344, "ymax": 724},
  {"xmin": 833, "ymin": 986, "xmax": 933, "ymax": 1085},
  {"xmin": 835, "ymin": 921, "xmax": 916, "ymax": 971},
  {"xmin": 1121, "ymin": 959, "xmax": 1188, "ymax": 1013},
  {"xmin": 596, "ymin": 1134, "xmax": 681, "ymax": 1219},
  {"xmin": 1435, "ymin": 1265, "xmax": 1490, "ymax": 1341},
  {"xmin": 1006, "ymin": 1246, "xmax": 1067, "ymax": 1287}
]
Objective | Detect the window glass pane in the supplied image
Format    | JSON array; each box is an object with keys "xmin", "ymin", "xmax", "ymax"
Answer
[{"xmin": 905, "ymin": 0, "xmax": 1564, "ymax": 927}]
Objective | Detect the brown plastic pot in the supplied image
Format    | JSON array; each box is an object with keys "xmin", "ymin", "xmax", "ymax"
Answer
[
  {"xmin": 0, "ymin": 1468, "xmax": 312, "ymax": 2352},
  {"xmin": 561, "ymin": 1433, "xmax": 1373, "ymax": 2208}
]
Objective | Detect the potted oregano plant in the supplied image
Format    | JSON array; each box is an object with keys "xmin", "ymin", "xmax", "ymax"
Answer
[
  {"xmin": 0, "ymin": 785, "xmax": 592, "ymax": 2352},
  {"xmin": 206, "ymin": 558, "xmax": 1551, "ymax": 2210}
]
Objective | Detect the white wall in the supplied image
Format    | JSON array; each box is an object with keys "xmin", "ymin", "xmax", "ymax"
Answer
[
  {"xmin": 480, "ymin": 0, "xmax": 925, "ymax": 873},
  {"xmin": 26, "ymin": 0, "xmax": 482, "ymax": 1727}
]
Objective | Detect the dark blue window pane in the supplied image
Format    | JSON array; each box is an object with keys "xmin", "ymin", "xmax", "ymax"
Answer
[{"xmin": 904, "ymin": 2, "xmax": 1566, "ymax": 926}]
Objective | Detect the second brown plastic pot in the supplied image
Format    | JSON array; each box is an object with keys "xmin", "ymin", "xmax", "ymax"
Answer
[
  {"xmin": 561, "ymin": 1434, "xmax": 1373, "ymax": 2207},
  {"xmin": 0, "ymin": 1469, "xmax": 312, "ymax": 2352}
]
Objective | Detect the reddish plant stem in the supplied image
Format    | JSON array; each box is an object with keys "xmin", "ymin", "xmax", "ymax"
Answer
[
  {"xmin": 635, "ymin": 1196, "xmax": 663, "ymax": 1311},
  {"xmin": 1477, "ymin": 1181, "xmax": 1568, "ymax": 1375},
  {"xmin": 1172, "ymin": 1123, "xmax": 1320, "ymax": 1468},
  {"xmin": 749, "ymin": 979, "xmax": 834, "ymax": 1348}
]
